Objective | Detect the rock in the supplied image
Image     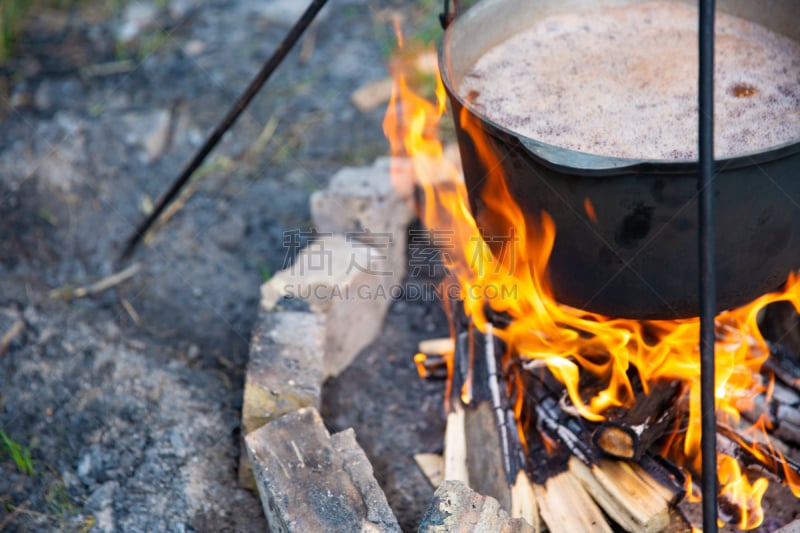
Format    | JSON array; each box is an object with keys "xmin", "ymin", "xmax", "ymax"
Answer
[
  {"xmin": 86, "ymin": 481, "xmax": 118, "ymax": 532},
  {"xmin": 9, "ymin": 88, "xmax": 35, "ymax": 110},
  {"xmin": 260, "ymin": 234, "xmax": 396, "ymax": 378},
  {"xmin": 34, "ymin": 80, "xmax": 55, "ymax": 112},
  {"xmin": 776, "ymin": 519, "xmax": 800, "ymax": 533},
  {"xmin": 167, "ymin": 0, "xmax": 195, "ymax": 20},
  {"xmin": 77, "ymin": 452, "xmax": 94, "ymax": 485},
  {"xmin": 310, "ymin": 158, "xmax": 415, "ymax": 285},
  {"xmin": 239, "ymin": 310, "xmax": 325, "ymax": 489},
  {"xmin": 331, "ymin": 429, "xmax": 400, "ymax": 532},
  {"xmin": 121, "ymin": 109, "xmax": 171, "ymax": 163},
  {"xmin": 245, "ymin": 407, "xmax": 400, "ymax": 533},
  {"xmin": 117, "ymin": 1, "xmax": 160, "ymax": 43},
  {"xmin": 351, "ymin": 78, "xmax": 394, "ymax": 112},
  {"xmin": 418, "ymin": 481, "xmax": 534, "ymax": 533},
  {"xmin": 23, "ymin": 111, "xmax": 88, "ymax": 192},
  {"xmin": 183, "ymin": 39, "xmax": 206, "ymax": 57}
]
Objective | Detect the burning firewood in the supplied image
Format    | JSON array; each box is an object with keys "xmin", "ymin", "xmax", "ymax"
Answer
[
  {"xmin": 528, "ymin": 373, "xmax": 684, "ymax": 532},
  {"xmin": 417, "ymin": 337, "xmax": 455, "ymax": 356},
  {"xmin": 737, "ymin": 377, "xmax": 800, "ymax": 449},
  {"xmin": 717, "ymin": 424, "xmax": 800, "ymax": 487},
  {"xmin": 414, "ymin": 337, "xmax": 454, "ymax": 380},
  {"xmin": 765, "ymin": 342, "xmax": 800, "ymax": 394},
  {"xmin": 592, "ymin": 379, "xmax": 683, "ymax": 461},
  {"xmin": 443, "ymin": 312, "xmax": 692, "ymax": 532},
  {"xmin": 443, "ymin": 320, "xmax": 541, "ymax": 531}
]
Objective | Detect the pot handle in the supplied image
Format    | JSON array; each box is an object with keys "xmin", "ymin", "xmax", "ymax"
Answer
[{"xmin": 439, "ymin": 0, "xmax": 459, "ymax": 29}]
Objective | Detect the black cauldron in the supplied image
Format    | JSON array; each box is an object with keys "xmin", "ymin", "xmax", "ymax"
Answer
[{"xmin": 440, "ymin": 0, "xmax": 800, "ymax": 319}]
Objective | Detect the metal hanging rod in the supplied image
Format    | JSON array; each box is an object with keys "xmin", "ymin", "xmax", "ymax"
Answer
[
  {"xmin": 698, "ymin": 0, "xmax": 718, "ymax": 531},
  {"xmin": 120, "ymin": 0, "xmax": 329, "ymax": 261}
]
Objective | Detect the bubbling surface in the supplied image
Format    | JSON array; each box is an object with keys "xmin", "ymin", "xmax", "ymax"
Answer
[{"xmin": 459, "ymin": 1, "xmax": 800, "ymax": 160}]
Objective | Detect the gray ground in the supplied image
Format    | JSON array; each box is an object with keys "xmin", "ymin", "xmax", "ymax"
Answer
[{"xmin": 0, "ymin": 0, "xmax": 446, "ymax": 531}]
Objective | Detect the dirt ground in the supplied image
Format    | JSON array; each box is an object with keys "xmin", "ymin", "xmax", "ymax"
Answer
[
  {"xmin": 4, "ymin": 1, "xmax": 800, "ymax": 532},
  {"xmin": 0, "ymin": 0, "xmax": 448, "ymax": 530}
]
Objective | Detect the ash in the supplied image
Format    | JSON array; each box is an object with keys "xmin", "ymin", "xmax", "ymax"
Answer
[{"xmin": 0, "ymin": 0, "xmax": 421, "ymax": 530}]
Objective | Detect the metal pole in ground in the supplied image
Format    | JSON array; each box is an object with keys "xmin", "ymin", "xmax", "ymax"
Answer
[
  {"xmin": 698, "ymin": 0, "xmax": 718, "ymax": 530},
  {"xmin": 120, "ymin": 0, "xmax": 329, "ymax": 261}
]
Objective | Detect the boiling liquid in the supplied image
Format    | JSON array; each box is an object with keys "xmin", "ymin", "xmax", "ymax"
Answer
[{"xmin": 460, "ymin": 1, "xmax": 800, "ymax": 159}]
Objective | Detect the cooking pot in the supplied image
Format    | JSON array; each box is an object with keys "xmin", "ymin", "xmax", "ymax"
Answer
[{"xmin": 439, "ymin": 0, "xmax": 800, "ymax": 319}]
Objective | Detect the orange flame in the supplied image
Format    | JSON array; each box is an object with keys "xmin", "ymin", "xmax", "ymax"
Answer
[
  {"xmin": 383, "ymin": 36, "xmax": 800, "ymax": 529},
  {"xmin": 414, "ymin": 353, "xmax": 430, "ymax": 379},
  {"xmin": 718, "ymin": 454, "xmax": 768, "ymax": 529}
]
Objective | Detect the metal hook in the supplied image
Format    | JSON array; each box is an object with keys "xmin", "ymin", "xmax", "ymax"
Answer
[{"xmin": 440, "ymin": 0, "xmax": 459, "ymax": 29}]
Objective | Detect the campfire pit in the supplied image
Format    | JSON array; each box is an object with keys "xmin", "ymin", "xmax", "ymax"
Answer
[
  {"xmin": 238, "ymin": 1, "xmax": 800, "ymax": 531},
  {"xmin": 238, "ymin": 150, "xmax": 800, "ymax": 531},
  {"xmin": 412, "ymin": 296, "xmax": 800, "ymax": 531},
  {"xmin": 379, "ymin": 0, "xmax": 800, "ymax": 529}
]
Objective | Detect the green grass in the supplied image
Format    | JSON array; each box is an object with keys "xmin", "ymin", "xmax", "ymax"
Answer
[
  {"xmin": 0, "ymin": 0, "xmax": 28, "ymax": 61},
  {"xmin": 45, "ymin": 480, "xmax": 77, "ymax": 519},
  {"xmin": 0, "ymin": 0, "xmax": 118, "ymax": 62},
  {"xmin": 0, "ymin": 428, "xmax": 35, "ymax": 476}
]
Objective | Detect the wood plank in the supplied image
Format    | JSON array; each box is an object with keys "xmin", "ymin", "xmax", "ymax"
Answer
[
  {"xmin": 414, "ymin": 453, "xmax": 444, "ymax": 489},
  {"xmin": 511, "ymin": 470, "xmax": 541, "ymax": 532},
  {"xmin": 569, "ymin": 457, "xmax": 670, "ymax": 533},
  {"xmin": 418, "ymin": 337, "xmax": 455, "ymax": 356},
  {"xmin": 534, "ymin": 470, "xmax": 613, "ymax": 533},
  {"xmin": 443, "ymin": 403, "xmax": 468, "ymax": 484},
  {"xmin": 465, "ymin": 401, "xmax": 511, "ymax": 511}
]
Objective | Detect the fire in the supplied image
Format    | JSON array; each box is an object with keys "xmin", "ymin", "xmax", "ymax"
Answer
[
  {"xmin": 718, "ymin": 454, "xmax": 768, "ymax": 529},
  {"xmin": 383, "ymin": 38, "xmax": 800, "ymax": 528}
]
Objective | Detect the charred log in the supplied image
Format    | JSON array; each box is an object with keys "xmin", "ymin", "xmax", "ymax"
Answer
[
  {"xmin": 764, "ymin": 342, "xmax": 800, "ymax": 393},
  {"xmin": 592, "ymin": 380, "xmax": 683, "ymax": 461},
  {"xmin": 717, "ymin": 424, "xmax": 800, "ymax": 486},
  {"xmin": 445, "ymin": 313, "xmax": 539, "ymax": 527}
]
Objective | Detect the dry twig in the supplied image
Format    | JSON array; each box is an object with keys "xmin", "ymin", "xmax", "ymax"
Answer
[
  {"xmin": 0, "ymin": 315, "xmax": 23, "ymax": 357},
  {"xmin": 49, "ymin": 263, "xmax": 141, "ymax": 300}
]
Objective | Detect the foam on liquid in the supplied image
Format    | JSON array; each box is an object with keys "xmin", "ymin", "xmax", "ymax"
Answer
[{"xmin": 459, "ymin": 1, "xmax": 800, "ymax": 159}]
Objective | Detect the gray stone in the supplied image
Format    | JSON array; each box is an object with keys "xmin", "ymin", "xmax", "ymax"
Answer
[
  {"xmin": 117, "ymin": 1, "xmax": 160, "ymax": 42},
  {"xmin": 239, "ymin": 310, "xmax": 325, "ymax": 488},
  {"xmin": 86, "ymin": 481, "xmax": 118, "ymax": 533},
  {"xmin": 331, "ymin": 429, "xmax": 401, "ymax": 532},
  {"xmin": 35, "ymin": 113, "xmax": 88, "ymax": 192},
  {"xmin": 245, "ymin": 408, "xmax": 400, "ymax": 533},
  {"xmin": 77, "ymin": 451, "xmax": 94, "ymax": 484},
  {"xmin": 419, "ymin": 481, "xmax": 534, "ymax": 533},
  {"xmin": 167, "ymin": 0, "xmax": 195, "ymax": 20},
  {"xmin": 310, "ymin": 158, "xmax": 415, "ymax": 287},
  {"xmin": 776, "ymin": 519, "xmax": 800, "ymax": 533},
  {"xmin": 260, "ymin": 234, "xmax": 397, "ymax": 378},
  {"xmin": 34, "ymin": 80, "xmax": 54, "ymax": 112},
  {"xmin": 85, "ymin": 480, "xmax": 118, "ymax": 512},
  {"xmin": 120, "ymin": 109, "xmax": 171, "ymax": 163},
  {"xmin": 241, "ymin": 311, "xmax": 325, "ymax": 433}
]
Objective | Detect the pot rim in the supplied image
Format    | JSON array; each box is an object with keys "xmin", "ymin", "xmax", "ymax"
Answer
[{"xmin": 439, "ymin": 0, "xmax": 800, "ymax": 176}]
